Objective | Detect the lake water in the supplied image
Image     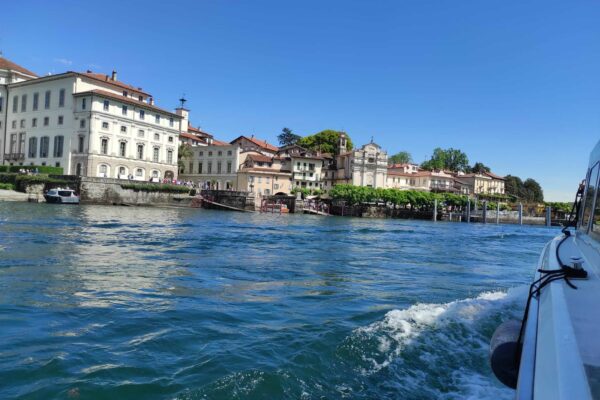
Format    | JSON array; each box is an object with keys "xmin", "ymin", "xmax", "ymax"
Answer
[{"xmin": 0, "ymin": 203, "xmax": 558, "ymax": 399}]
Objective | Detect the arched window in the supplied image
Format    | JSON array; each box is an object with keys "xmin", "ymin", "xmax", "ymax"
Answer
[
  {"xmin": 135, "ymin": 168, "xmax": 144, "ymax": 177},
  {"xmin": 119, "ymin": 166, "xmax": 126, "ymax": 176},
  {"xmin": 98, "ymin": 164, "xmax": 109, "ymax": 177}
]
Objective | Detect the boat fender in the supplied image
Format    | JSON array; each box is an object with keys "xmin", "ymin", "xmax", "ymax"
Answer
[{"xmin": 490, "ymin": 319, "xmax": 521, "ymax": 389}]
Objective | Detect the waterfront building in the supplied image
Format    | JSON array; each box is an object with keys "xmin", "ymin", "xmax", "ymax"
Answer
[
  {"xmin": 327, "ymin": 134, "xmax": 388, "ymax": 188},
  {"xmin": 458, "ymin": 171, "xmax": 505, "ymax": 195},
  {"xmin": 0, "ymin": 56, "xmax": 182, "ymax": 180},
  {"xmin": 386, "ymin": 169, "xmax": 456, "ymax": 192},
  {"xmin": 276, "ymin": 145, "xmax": 325, "ymax": 190},
  {"xmin": 179, "ymin": 141, "xmax": 239, "ymax": 189},
  {"xmin": 388, "ymin": 163, "xmax": 420, "ymax": 174},
  {"xmin": 236, "ymin": 152, "xmax": 292, "ymax": 196}
]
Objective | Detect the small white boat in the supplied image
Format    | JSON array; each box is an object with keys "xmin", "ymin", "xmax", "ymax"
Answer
[
  {"xmin": 491, "ymin": 139, "xmax": 600, "ymax": 399},
  {"xmin": 44, "ymin": 187, "xmax": 80, "ymax": 204}
]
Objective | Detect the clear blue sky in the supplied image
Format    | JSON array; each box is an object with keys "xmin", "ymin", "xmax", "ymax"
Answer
[{"xmin": 2, "ymin": 0, "xmax": 599, "ymax": 201}]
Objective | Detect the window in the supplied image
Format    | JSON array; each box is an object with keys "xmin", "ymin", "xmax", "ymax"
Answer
[
  {"xmin": 103, "ymin": 100, "xmax": 109, "ymax": 111},
  {"xmin": 119, "ymin": 167, "xmax": 126, "ymax": 176},
  {"xmin": 0, "ymin": 96, "xmax": 3, "ymax": 112},
  {"xmin": 207, "ymin": 161, "xmax": 212, "ymax": 174},
  {"xmin": 217, "ymin": 161, "xmax": 222, "ymax": 174},
  {"xmin": 76, "ymin": 163, "xmax": 82, "ymax": 176},
  {"xmin": 43, "ymin": 117, "xmax": 49, "ymax": 126},
  {"xmin": 168, "ymin": 136, "xmax": 173, "ymax": 143},
  {"xmin": 12, "ymin": 120, "xmax": 16, "ymax": 129},
  {"xmin": 138, "ymin": 95, "xmax": 143, "ymax": 102},
  {"xmin": 21, "ymin": 94, "xmax": 27, "ymax": 112},
  {"xmin": 59, "ymin": 89, "xmax": 65, "ymax": 107},
  {"xmin": 123, "ymin": 91, "xmax": 128, "ymax": 97},
  {"xmin": 138, "ymin": 130, "xmax": 144, "ymax": 138},
  {"xmin": 189, "ymin": 162, "xmax": 194, "ymax": 173},
  {"xmin": 154, "ymin": 133, "xmax": 160, "ymax": 140},
  {"xmin": 40, "ymin": 136, "xmax": 49, "ymax": 158},
  {"xmin": 152, "ymin": 170, "xmax": 159, "ymax": 178},
  {"xmin": 227, "ymin": 150, "xmax": 232, "ymax": 156},
  {"xmin": 9, "ymin": 134, "xmax": 16, "ymax": 153},
  {"xmin": 20, "ymin": 119, "xmax": 25, "ymax": 128},
  {"xmin": 78, "ymin": 136, "xmax": 84, "ymax": 153},
  {"xmin": 58, "ymin": 116, "xmax": 64, "ymax": 125},
  {"xmin": 582, "ymin": 163, "xmax": 599, "ymax": 232},
  {"xmin": 227, "ymin": 161, "xmax": 232, "ymax": 173},
  {"xmin": 198, "ymin": 162, "xmax": 203, "ymax": 174},
  {"xmin": 102, "ymin": 122, "xmax": 109, "ymax": 129},
  {"xmin": 139, "ymin": 110, "xmax": 145, "ymax": 120},
  {"xmin": 137, "ymin": 144, "xmax": 144, "ymax": 159},
  {"xmin": 167, "ymin": 150, "xmax": 173, "ymax": 164},
  {"xmin": 155, "ymin": 115, "xmax": 160, "ymax": 124},
  {"xmin": 80, "ymin": 119, "xmax": 86, "ymax": 129},
  {"xmin": 153, "ymin": 147, "xmax": 159, "ymax": 162},
  {"xmin": 258, "ymin": 177, "xmax": 262, "ymax": 183},
  {"xmin": 44, "ymin": 91, "xmax": 51, "ymax": 109},
  {"xmin": 101, "ymin": 138, "xmax": 108, "ymax": 154},
  {"xmin": 53, "ymin": 136, "xmax": 64, "ymax": 157},
  {"xmin": 169, "ymin": 118, "xmax": 174, "ymax": 127},
  {"xmin": 136, "ymin": 168, "xmax": 143, "ymax": 177},
  {"xmin": 32, "ymin": 118, "xmax": 37, "ymax": 127},
  {"xmin": 208, "ymin": 151, "xmax": 213, "ymax": 156},
  {"xmin": 28, "ymin": 137, "xmax": 37, "ymax": 158},
  {"xmin": 32, "ymin": 93, "xmax": 38, "ymax": 110},
  {"xmin": 100, "ymin": 164, "xmax": 107, "ymax": 175},
  {"xmin": 122, "ymin": 105, "xmax": 128, "ymax": 115},
  {"xmin": 81, "ymin": 98, "xmax": 87, "ymax": 110},
  {"xmin": 218, "ymin": 151, "xmax": 222, "ymax": 156},
  {"xmin": 119, "ymin": 141, "xmax": 126, "ymax": 157},
  {"xmin": 120, "ymin": 125, "xmax": 127, "ymax": 133},
  {"xmin": 12, "ymin": 96, "xmax": 18, "ymax": 112},
  {"xmin": 199, "ymin": 151, "xmax": 204, "ymax": 157}
]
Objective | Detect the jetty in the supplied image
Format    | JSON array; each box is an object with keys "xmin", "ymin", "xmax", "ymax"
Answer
[{"xmin": 196, "ymin": 195, "xmax": 254, "ymax": 212}]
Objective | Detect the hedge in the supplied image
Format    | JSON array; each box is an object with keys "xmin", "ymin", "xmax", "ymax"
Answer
[
  {"xmin": 0, "ymin": 173, "xmax": 17, "ymax": 184},
  {"xmin": 0, "ymin": 183, "xmax": 15, "ymax": 190},
  {"xmin": 0, "ymin": 165, "xmax": 64, "ymax": 174},
  {"xmin": 120, "ymin": 183, "xmax": 191, "ymax": 193},
  {"xmin": 15, "ymin": 175, "xmax": 70, "ymax": 185}
]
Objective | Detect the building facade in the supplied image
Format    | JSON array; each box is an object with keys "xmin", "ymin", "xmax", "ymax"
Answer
[
  {"xmin": 328, "ymin": 134, "xmax": 388, "ymax": 188},
  {"xmin": 1, "ymin": 57, "xmax": 182, "ymax": 180},
  {"xmin": 179, "ymin": 142, "xmax": 240, "ymax": 189}
]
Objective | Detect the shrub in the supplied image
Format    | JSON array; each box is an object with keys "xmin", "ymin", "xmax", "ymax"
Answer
[
  {"xmin": 15, "ymin": 175, "xmax": 69, "ymax": 185},
  {"xmin": 0, "ymin": 183, "xmax": 15, "ymax": 190},
  {"xmin": 120, "ymin": 183, "xmax": 191, "ymax": 193},
  {"xmin": 0, "ymin": 165, "xmax": 63, "ymax": 174},
  {"xmin": 0, "ymin": 173, "xmax": 18, "ymax": 184}
]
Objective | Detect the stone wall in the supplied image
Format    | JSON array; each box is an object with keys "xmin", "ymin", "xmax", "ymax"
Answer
[{"xmin": 79, "ymin": 177, "xmax": 193, "ymax": 206}]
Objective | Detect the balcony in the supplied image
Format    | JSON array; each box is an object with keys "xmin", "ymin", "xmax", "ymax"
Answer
[{"xmin": 5, "ymin": 153, "xmax": 25, "ymax": 161}]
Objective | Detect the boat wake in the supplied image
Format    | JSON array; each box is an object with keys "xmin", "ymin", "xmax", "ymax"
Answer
[{"xmin": 342, "ymin": 286, "xmax": 528, "ymax": 399}]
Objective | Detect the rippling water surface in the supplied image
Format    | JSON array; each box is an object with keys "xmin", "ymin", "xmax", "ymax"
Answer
[{"xmin": 0, "ymin": 203, "xmax": 558, "ymax": 399}]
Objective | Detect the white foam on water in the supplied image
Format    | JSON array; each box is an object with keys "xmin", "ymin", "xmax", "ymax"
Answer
[{"xmin": 352, "ymin": 286, "xmax": 529, "ymax": 399}]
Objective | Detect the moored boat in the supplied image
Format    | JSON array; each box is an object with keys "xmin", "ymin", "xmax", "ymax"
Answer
[
  {"xmin": 490, "ymin": 139, "xmax": 600, "ymax": 399},
  {"xmin": 44, "ymin": 188, "xmax": 80, "ymax": 204}
]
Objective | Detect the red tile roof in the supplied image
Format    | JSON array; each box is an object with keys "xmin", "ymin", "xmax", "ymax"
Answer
[
  {"xmin": 0, "ymin": 57, "xmax": 38, "ymax": 77},
  {"xmin": 180, "ymin": 132, "xmax": 206, "ymax": 143},
  {"xmin": 231, "ymin": 136, "xmax": 279, "ymax": 152},
  {"xmin": 246, "ymin": 154, "xmax": 274, "ymax": 163},
  {"xmin": 188, "ymin": 125, "xmax": 213, "ymax": 138},
  {"xmin": 73, "ymin": 89, "xmax": 181, "ymax": 118},
  {"xmin": 78, "ymin": 71, "xmax": 150, "ymax": 96},
  {"xmin": 212, "ymin": 139, "xmax": 230, "ymax": 146}
]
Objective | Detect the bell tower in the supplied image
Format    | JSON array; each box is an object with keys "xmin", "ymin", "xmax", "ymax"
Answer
[{"xmin": 338, "ymin": 133, "xmax": 347, "ymax": 154}]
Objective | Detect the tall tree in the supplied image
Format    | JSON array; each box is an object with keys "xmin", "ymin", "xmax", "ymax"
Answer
[
  {"xmin": 178, "ymin": 143, "xmax": 193, "ymax": 172},
  {"xmin": 388, "ymin": 151, "xmax": 413, "ymax": 165},
  {"xmin": 504, "ymin": 175, "xmax": 524, "ymax": 198},
  {"xmin": 470, "ymin": 162, "xmax": 491, "ymax": 174},
  {"xmin": 297, "ymin": 130, "xmax": 353, "ymax": 154},
  {"xmin": 421, "ymin": 147, "xmax": 469, "ymax": 172},
  {"xmin": 523, "ymin": 178, "xmax": 544, "ymax": 202},
  {"xmin": 277, "ymin": 127, "xmax": 301, "ymax": 147}
]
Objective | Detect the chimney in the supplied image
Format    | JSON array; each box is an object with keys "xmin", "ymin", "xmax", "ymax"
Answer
[{"xmin": 111, "ymin": 70, "xmax": 117, "ymax": 81}]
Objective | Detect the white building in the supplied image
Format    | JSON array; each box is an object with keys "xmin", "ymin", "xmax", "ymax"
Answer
[
  {"xmin": 1, "ymin": 56, "xmax": 182, "ymax": 180},
  {"xmin": 179, "ymin": 141, "xmax": 240, "ymax": 189},
  {"xmin": 327, "ymin": 134, "xmax": 388, "ymax": 188}
]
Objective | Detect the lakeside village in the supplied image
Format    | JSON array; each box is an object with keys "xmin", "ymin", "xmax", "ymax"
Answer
[{"xmin": 0, "ymin": 56, "xmax": 570, "ymax": 224}]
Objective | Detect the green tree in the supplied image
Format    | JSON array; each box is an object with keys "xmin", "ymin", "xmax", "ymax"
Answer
[
  {"xmin": 523, "ymin": 178, "xmax": 544, "ymax": 202},
  {"xmin": 388, "ymin": 151, "xmax": 412, "ymax": 165},
  {"xmin": 277, "ymin": 127, "xmax": 302, "ymax": 147},
  {"xmin": 470, "ymin": 162, "xmax": 491, "ymax": 174},
  {"xmin": 298, "ymin": 130, "xmax": 353, "ymax": 154},
  {"xmin": 178, "ymin": 143, "xmax": 193, "ymax": 172},
  {"xmin": 421, "ymin": 148, "xmax": 470, "ymax": 172},
  {"xmin": 504, "ymin": 175, "xmax": 524, "ymax": 198}
]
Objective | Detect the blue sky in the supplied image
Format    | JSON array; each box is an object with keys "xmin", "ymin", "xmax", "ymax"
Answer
[{"xmin": 2, "ymin": 0, "xmax": 599, "ymax": 200}]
